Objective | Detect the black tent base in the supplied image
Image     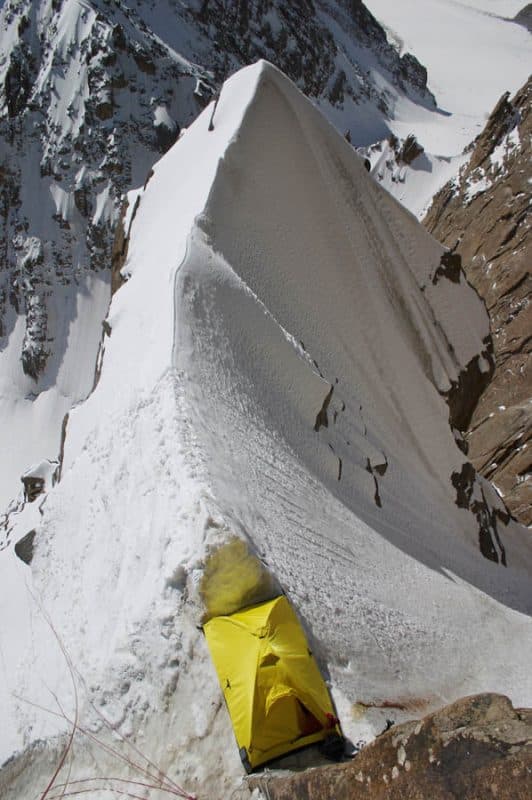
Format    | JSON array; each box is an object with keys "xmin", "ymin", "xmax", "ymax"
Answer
[
  {"xmin": 239, "ymin": 747, "xmax": 253, "ymax": 774},
  {"xmin": 240, "ymin": 734, "xmax": 349, "ymax": 774},
  {"xmin": 318, "ymin": 733, "xmax": 346, "ymax": 761}
]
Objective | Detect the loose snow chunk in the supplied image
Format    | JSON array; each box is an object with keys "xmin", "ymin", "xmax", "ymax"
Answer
[
  {"xmin": 464, "ymin": 172, "xmax": 491, "ymax": 203},
  {"xmin": 478, "ymin": 354, "xmax": 492, "ymax": 374},
  {"xmin": 153, "ymin": 104, "xmax": 177, "ymax": 130},
  {"xmin": 491, "ymin": 126, "xmax": 520, "ymax": 171},
  {"xmin": 20, "ymin": 459, "xmax": 59, "ymax": 503},
  {"xmin": 92, "ymin": 183, "xmax": 113, "ymax": 225},
  {"xmin": 22, "ymin": 459, "xmax": 58, "ymax": 486},
  {"xmin": 50, "ymin": 182, "xmax": 75, "ymax": 220}
]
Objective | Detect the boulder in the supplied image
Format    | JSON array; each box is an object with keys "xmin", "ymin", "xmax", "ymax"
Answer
[
  {"xmin": 514, "ymin": 4, "xmax": 532, "ymax": 32},
  {"xmin": 249, "ymin": 694, "xmax": 532, "ymax": 799}
]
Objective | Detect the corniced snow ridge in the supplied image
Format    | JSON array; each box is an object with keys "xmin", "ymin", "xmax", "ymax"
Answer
[{"xmin": 0, "ymin": 62, "xmax": 531, "ymax": 799}]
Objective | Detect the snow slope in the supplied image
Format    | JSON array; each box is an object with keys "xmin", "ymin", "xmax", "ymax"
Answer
[
  {"xmin": 0, "ymin": 275, "xmax": 109, "ymax": 510},
  {"xmin": 0, "ymin": 0, "xmax": 205, "ymax": 511},
  {"xmin": 361, "ymin": 0, "xmax": 531, "ymax": 217},
  {"xmin": 1, "ymin": 62, "xmax": 531, "ymax": 798},
  {"xmin": 365, "ymin": 0, "xmax": 532, "ymax": 154},
  {"xmin": 0, "ymin": 0, "xmax": 436, "ymax": 520},
  {"xmin": 365, "ymin": 139, "xmax": 468, "ymax": 219}
]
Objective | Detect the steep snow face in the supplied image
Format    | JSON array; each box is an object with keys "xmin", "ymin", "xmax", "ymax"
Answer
[
  {"xmin": 0, "ymin": 0, "xmax": 206, "ymax": 509},
  {"xmin": 128, "ymin": 0, "xmax": 436, "ymax": 128},
  {"xmin": 0, "ymin": 0, "xmax": 436, "ymax": 516},
  {"xmin": 1, "ymin": 62, "xmax": 531, "ymax": 798}
]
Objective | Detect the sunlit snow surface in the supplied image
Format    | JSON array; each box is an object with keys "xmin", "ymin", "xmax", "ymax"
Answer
[
  {"xmin": 364, "ymin": 0, "xmax": 531, "ymax": 154},
  {"xmin": 362, "ymin": 0, "xmax": 531, "ymax": 216},
  {"xmin": 1, "ymin": 62, "xmax": 531, "ymax": 798}
]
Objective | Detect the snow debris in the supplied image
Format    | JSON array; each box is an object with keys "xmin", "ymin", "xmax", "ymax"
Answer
[{"xmin": 464, "ymin": 171, "xmax": 492, "ymax": 203}]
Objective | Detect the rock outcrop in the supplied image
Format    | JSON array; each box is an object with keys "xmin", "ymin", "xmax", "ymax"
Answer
[
  {"xmin": 424, "ymin": 77, "xmax": 531, "ymax": 524},
  {"xmin": 514, "ymin": 4, "xmax": 532, "ymax": 32},
  {"xmin": 249, "ymin": 694, "xmax": 532, "ymax": 799}
]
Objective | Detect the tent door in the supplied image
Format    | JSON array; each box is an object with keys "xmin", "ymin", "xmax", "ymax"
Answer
[{"xmin": 296, "ymin": 699, "xmax": 323, "ymax": 737}]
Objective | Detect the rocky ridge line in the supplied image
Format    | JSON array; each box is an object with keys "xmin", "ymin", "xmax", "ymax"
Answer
[{"xmin": 424, "ymin": 77, "xmax": 532, "ymax": 525}]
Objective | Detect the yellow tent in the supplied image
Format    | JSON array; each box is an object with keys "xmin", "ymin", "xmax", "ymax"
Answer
[{"xmin": 203, "ymin": 595, "xmax": 341, "ymax": 770}]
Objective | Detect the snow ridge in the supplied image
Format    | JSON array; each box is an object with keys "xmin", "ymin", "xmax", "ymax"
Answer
[{"xmin": 1, "ymin": 62, "xmax": 531, "ymax": 799}]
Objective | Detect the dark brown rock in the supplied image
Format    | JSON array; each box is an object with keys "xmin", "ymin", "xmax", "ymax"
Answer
[
  {"xmin": 424, "ymin": 77, "xmax": 532, "ymax": 524},
  {"xmin": 74, "ymin": 187, "xmax": 92, "ymax": 217},
  {"xmin": 4, "ymin": 47, "xmax": 32, "ymax": 118},
  {"xmin": 21, "ymin": 475, "xmax": 45, "ymax": 502},
  {"xmin": 398, "ymin": 134, "xmax": 423, "ymax": 165},
  {"xmin": 133, "ymin": 51, "xmax": 156, "ymax": 75},
  {"xmin": 249, "ymin": 694, "xmax": 532, "ymax": 799},
  {"xmin": 155, "ymin": 120, "xmax": 180, "ymax": 153},
  {"xmin": 110, "ymin": 198, "xmax": 134, "ymax": 296},
  {"xmin": 14, "ymin": 530, "xmax": 36, "ymax": 565},
  {"xmin": 95, "ymin": 101, "xmax": 114, "ymax": 120},
  {"xmin": 314, "ymin": 385, "xmax": 334, "ymax": 432},
  {"xmin": 445, "ymin": 349, "xmax": 494, "ymax": 434}
]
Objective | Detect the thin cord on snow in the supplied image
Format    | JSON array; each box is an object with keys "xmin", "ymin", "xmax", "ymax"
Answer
[
  {"xmin": 19, "ymin": 588, "xmax": 197, "ymax": 800},
  {"xmin": 36, "ymin": 603, "xmax": 79, "ymax": 800},
  {"xmin": 69, "ymin": 667, "xmax": 194, "ymax": 798},
  {"xmin": 16, "ymin": 695, "xmax": 196, "ymax": 800},
  {"xmin": 47, "ymin": 789, "xmax": 155, "ymax": 800},
  {"xmin": 49, "ymin": 776, "xmax": 191, "ymax": 797}
]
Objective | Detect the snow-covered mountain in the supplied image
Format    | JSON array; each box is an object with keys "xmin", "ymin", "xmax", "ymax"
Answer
[
  {"xmin": 362, "ymin": 0, "xmax": 532, "ymax": 217},
  {"xmin": 0, "ymin": 0, "xmax": 438, "ymax": 516},
  {"xmin": 1, "ymin": 1, "xmax": 531, "ymax": 797},
  {"xmin": 1, "ymin": 62, "xmax": 531, "ymax": 800}
]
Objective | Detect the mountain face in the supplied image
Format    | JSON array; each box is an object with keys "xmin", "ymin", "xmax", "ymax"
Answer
[
  {"xmin": 0, "ymin": 0, "xmax": 433, "ymax": 378},
  {"xmin": 0, "ymin": 2, "xmax": 531, "ymax": 797},
  {"xmin": 1, "ymin": 62, "xmax": 531, "ymax": 799},
  {"xmin": 357, "ymin": 0, "xmax": 532, "ymax": 221},
  {"xmin": 0, "ymin": 0, "xmax": 205, "ymax": 386},
  {"xmin": 425, "ymin": 77, "xmax": 531, "ymax": 525},
  {"xmin": 0, "ymin": 0, "xmax": 436, "ymax": 512}
]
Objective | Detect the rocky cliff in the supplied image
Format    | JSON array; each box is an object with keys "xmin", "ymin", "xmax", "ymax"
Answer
[{"xmin": 425, "ymin": 77, "xmax": 531, "ymax": 525}]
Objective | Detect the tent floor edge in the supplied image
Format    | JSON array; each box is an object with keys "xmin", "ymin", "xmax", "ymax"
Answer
[
  {"xmin": 239, "ymin": 747, "xmax": 252, "ymax": 774},
  {"xmin": 318, "ymin": 733, "xmax": 346, "ymax": 762}
]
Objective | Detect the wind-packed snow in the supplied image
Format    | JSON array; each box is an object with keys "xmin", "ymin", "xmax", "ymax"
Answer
[
  {"xmin": 1, "ymin": 62, "xmax": 531, "ymax": 799},
  {"xmin": 0, "ymin": 0, "xmax": 443, "ymax": 530}
]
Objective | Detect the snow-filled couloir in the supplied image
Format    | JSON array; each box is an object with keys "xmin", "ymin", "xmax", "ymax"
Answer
[{"xmin": 1, "ymin": 61, "xmax": 531, "ymax": 798}]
